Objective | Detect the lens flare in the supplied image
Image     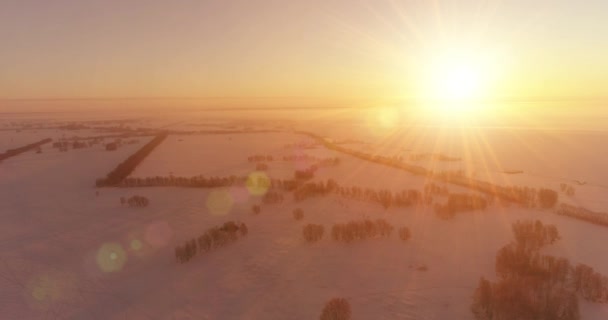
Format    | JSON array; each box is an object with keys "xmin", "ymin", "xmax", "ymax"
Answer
[
  {"xmin": 28, "ymin": 275, "xmax": 61, "ymax": 303},
  {"xmin": 130, "ymin": 239, "xmax": 143, "ymax": 251},
  {"xmin": 96, "ymin": 243, "xmax": 127, "ymax": 273},
  {"xmin": 206, "ymin": 189, "xmax": 234, "ymax": 215},
  {"xmin": 246, "ymin": 171, "xmax": 270, "ymax": 196}
]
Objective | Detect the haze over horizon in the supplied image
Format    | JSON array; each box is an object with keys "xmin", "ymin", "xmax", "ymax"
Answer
[{"xmin": 3, "ymin": 1, "xmax": 608, "ymax": 106}]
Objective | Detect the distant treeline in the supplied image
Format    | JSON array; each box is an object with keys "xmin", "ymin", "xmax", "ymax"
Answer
[
  {"xmin": 61, "ymin": 133, "xmax": 154, "ymax": 141},
  {"xmin": 557, "ymin": 204, "xmax": 608, "ymax": 227},
  {"xmin": 292, "ymin": 179, "xmax": 426, "ymax": 209},
  {"xmin": 96, "ymin": 133, "xmax": 168, "ymax": 187},
  {"xmin": 118, "ymin": 175, "xmax": 247, "ymax": 188},
  {"xmin": 409, "ymin": 153, "xmax": 461, "ymax": 162},
  {"xmin": 0, "ymin": 138, "xmax": 52, "ymax": 161},
  {"xmin": 296, "ymin": 131, "xmax": 560, "ymax": 207},
  {"xmin": 117, "ymin": 172, "xmax": 489, "ymax": 213}
]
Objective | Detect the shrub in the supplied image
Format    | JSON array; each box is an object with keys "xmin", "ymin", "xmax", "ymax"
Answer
[
  {"xmin": 252, "ymin": 205, "xmax": 261, "ymax": 215},
  {"xmin": 127, "ymin": 195, "xmax": 149, "ymax": 207},
  {"xmin": 398, "ymin": 227, "xmax": 411, "ymax": 241},
  {"xmin": 537, "ymin": 188, "xmax": 558, "ymax": 209},
  {"xmin": 320, "ymin": 298, "xmax": 351, "ymax": 320},
  {"xmin": 239, "ymin": 222, "xmax": 248, "ymax": 236},
  {"xmin": 293, "ymin": 208, "xmax": 304, "ymax": 221},
  {"xmin": 303, "ymin": 224, "xmax": 324, "ymax": 243}
]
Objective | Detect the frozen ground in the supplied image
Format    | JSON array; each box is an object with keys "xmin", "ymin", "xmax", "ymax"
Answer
[{"xmin": 1, "ymin": 117, "xmax": 608, "ymax": 319}]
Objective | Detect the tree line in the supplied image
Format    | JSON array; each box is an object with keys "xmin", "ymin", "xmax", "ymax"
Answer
[
  {"xmin": 175, "ymin": 221, "xmax": 248, "ymax": 263},
  {"xmin": 301, "ymin": 219, "xmax": 411, "ymax": 244},
  {"xmin": 247, "ymin": 153, "xmax": 340, "ymax": 166},
  {"xmin": 0, "ymin": 138, "xmax": 52, "ymax": 161},
  {"xmin": 556, "ymin": 204, "xmax": 608, "ymax": 227},
  {"xmin": 434, "ymin": 193, "xmax": 489, "ymax": 219},
  {"xmin": 118, "ymin": 175, "xmax": 246, "ymax": 188},
  {"xmin": 331, "ymin": 219, "xmax": 395, "ymax": 243},
  {"xmin": 120, "ymin": 195, "xmax": 149, "ymax": 207},
  {"xmin": 116, "ymin": 174, "xmax": 435, "ymax": 211},
  {"xmin": 296, "ymin": 130, "xmax": 561, "ymax": 208},
  {"xmin": 96, "ymin": 132, "xmax": 168, "ymax": 187},
  {"xmin": 293, "ymin": 179, "xmax": 425, "ymax": 209}
]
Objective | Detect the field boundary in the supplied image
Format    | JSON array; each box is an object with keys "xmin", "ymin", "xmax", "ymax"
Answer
[
  {"xmin": 96, "ymin": 132, "xmax": 168, "ymax": 187},
  {"xmin": 0, "ymin": 138, "xmax": 52, "ymax": 161}
]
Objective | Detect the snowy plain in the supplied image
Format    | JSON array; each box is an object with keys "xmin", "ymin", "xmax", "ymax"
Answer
[{"xmin": 1, "ymin": 112, "xmax": 608, "ymax": 319}]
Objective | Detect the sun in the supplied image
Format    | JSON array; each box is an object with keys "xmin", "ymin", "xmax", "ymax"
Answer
[
  {"xmin": 437, "ymin": 63, "xmax": 481, "ymax": 101},
  {"xmin": 428, "ymin": 54, "xmax": 484, "ymax": 103},
  {"xmin": 415, "ymin": 48, "xmax": 494, "ymax": 117}
]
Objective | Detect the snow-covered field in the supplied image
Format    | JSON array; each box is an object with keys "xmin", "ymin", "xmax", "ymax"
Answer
[
  {"xmin": 2, "ymin": 114, "xmax": 608, "ymax": 319},
  {"xmin": 131, "ymin": 132, "xmax": 319, "ymax": 179}
]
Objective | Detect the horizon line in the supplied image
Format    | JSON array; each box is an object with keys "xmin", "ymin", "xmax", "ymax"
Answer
[{"xmin": 1, "ymin": 95, "xmax": 607, "ymax": 103}]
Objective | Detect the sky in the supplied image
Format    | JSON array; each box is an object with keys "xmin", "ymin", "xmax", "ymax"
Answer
[{"xmin": 1, "ymin": 0, "xmax": 608, "ymax": 107}]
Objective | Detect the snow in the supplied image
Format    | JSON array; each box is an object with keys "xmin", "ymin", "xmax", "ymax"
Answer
[{"xmin": 2, "ymin": 117, "xmax": 608, "ymax": 319}]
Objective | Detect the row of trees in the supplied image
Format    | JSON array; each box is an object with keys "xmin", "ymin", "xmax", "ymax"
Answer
[
  {"xmin": 471, "ymin": 219, "xmax": 608, "ymax": 320},
  {"xmin": 434, "ymin": 193, "xmax": 489, "ymax": 219},
  {"xmin": 175, "ymin": 221, "xmax": 248, "ymax": 263},
  {"xmin": 556, "ymin": 204, "xmax": 608, "ymax": 227},
  {"xmin": 303, "ymin": 224, "xmax": 324, "ymax": 243},
  {"xmin": 331, "ymin": 219, "xmax": 395, "ymax": 243},
  {"xmin": 96, "ymin": 133, "xmax": 168, "ymax": 187},
  {"xmin": 301, "ymin": 219, "xmax": 411, "ymax": 244},
  {"xmin": 117, "ymin": 174, "xmax": 432, "ymax": 212},
  {"xmin": 119, "ymin": 175, "xmax": 246, "ymax": 188},
  {"xmin": 409, "ymin": 153, "xmax": 461, "ymax": 162},
  {"xmin": 120, "ymin": 195, "xmax": 150, "ymax": 207},
  {"xmin": 52, "ymin": 140, "xmax": 89, "ymax": 152},
  {"xmin": 293, "ymin": 179, "xmax": 425, "ymax": 210},
  {"xmin": 247, "ymin": 154, "xmax": 274, "ymax": 162},
  {"xmin": 0, "ymin": 138, "xmax": 52, "ymax": 161},
  {"xmin": 247, "ymin": 153, "xmax": 340, "ymax": 165}
]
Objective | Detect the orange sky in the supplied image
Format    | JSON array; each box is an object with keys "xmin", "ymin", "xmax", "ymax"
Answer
[{"xmin": 1, "ymin": 0, "xmax": 608, "ymax": 105}]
